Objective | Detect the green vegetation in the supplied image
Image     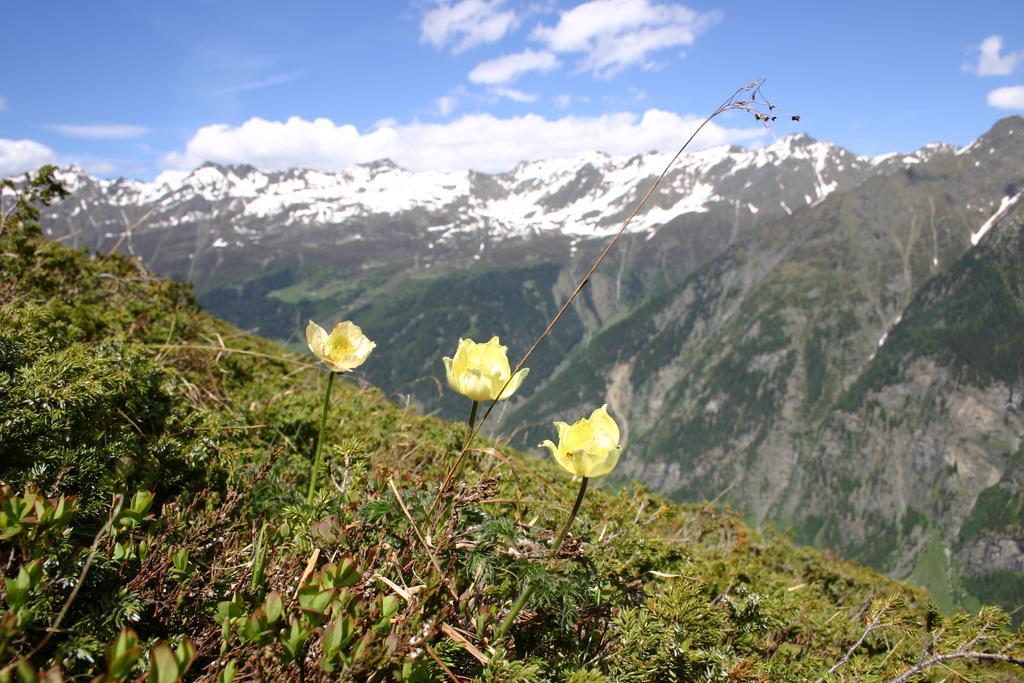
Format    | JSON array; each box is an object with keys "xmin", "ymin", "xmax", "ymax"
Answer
[
  {"xmin": 840, "ymin": 230, "xmax": 1024, "ymax": 411},
  {"xmin": 964, "ymin": 571, "xmax": 1024, "ymax": 622},
  {"xmin": 960, "ymin": 486, "xmax": 1023, "ymax": 543},
  {"xmin": 2, "ymin": 170, "xmax": 1024, "ymax": 680},
  {"xmin": 907, "ymin": 528, "xmax": 954, "ymax": 614}
]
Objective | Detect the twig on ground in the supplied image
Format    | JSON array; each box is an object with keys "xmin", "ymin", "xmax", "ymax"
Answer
[{"xmin": 888, "ymin": 651, "xmax": 1024, "ymax": 683}]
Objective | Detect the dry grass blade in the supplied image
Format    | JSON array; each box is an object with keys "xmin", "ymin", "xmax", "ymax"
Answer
[
  {"xmin": 148, "ymin": 343, "xmax": 318, "ymax": 370},
  {"xmin": 293, "ymin": 547, "xmax": 321, "ymax": 599},
  {"xmin": 424, "ymin": 643, "xmax": 460, "ymax": 682},
  {"xmin": 374, "ymin": 573, "xmax": 425, "ymax": 601},
  {"xmin": 388, "ymin": 478, "xmax": 459, "ymax": 601},
  {"xmin": 441, "ymin": 623, "xmax": 490, "ymax": 665},
  {"xmin": 430, "ymin": 77, "xmax": 776, "ymax": 517}
]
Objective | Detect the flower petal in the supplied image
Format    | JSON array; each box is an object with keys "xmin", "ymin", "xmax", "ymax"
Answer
[
  {"xmin": 544, "ymin": 439, "xmax": 580, "ymax": 476},
  {"xmin": 442, "ymin": 356, "xmax": 456, "ymax": 390},
  {"xmin": 353, "ymin": 335, "xmax": 376, "ymax": 362},
  {"xmin": 453, "ymin": 338, "xmax": 474, "ymax": 376},
  {"xmin": 562, "ymin": 418, "xmax": 593, "ymax": 456},
  {"xmin": 306, "ymin": 320, "xmax": 328, "ymax": 361},
  {"xmin": 445, "ymin": 336, "xmax": 521, "ymax": 401},
  {"xmin": 479, "ymin": 336, "xmax": 511, "ymax": 378},
  {"xmin": 585, "ymin": 446, "xmax": 622, "ymax": 478},
  {"xmin": 588, "ymin": 404, "xmax": 620, "ymax": 451},
  {"xmin": 306, "ymin": 319, "xmax": 375, "ymax": 371},
  {"xmin": 458, "ymin": 370, "xmax": 495, "ymax": 402},
  {"xmin": 497, "ymin": 367, "xmax": 529, "ymax": 400}
]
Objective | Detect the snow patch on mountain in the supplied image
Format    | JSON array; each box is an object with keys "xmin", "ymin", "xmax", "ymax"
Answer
[{"xmin": 971, "ymin": 193, "xmax": 1021, "ymax": 246}]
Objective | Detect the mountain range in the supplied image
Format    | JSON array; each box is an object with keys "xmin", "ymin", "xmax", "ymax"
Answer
[{"xmin": 39, "ymin": 115, "xmax": 1024, "ymax": 615}]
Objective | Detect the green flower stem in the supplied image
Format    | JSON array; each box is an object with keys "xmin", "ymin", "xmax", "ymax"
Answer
[
  {"xmin": 449, "ymin": 400, "xmax": 479, "ymax": 487},
  {"xmin": 495, "ymin": 476, "xmax": 589, "ymax": 641},
  {"xmin": 306, "ymin": 371, "xmax": 336, "ymax": 504},
  {"xmin": 465, "ymin": 400, "xmax": 479, "ymax": 448},
  {"xmin": 551, "ymin": 476, "xmax": 589, "ymax": 552}
]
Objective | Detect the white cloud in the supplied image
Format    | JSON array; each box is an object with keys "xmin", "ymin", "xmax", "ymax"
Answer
[
  {"xmin": 421, "ymin": 0, "xmax": 518, "ymax": 53},
  {"xmin": 216, "ymin": 70, "xmax": 306, "ymax": 94},
  {"xmin": 967, "ymin": 36, "xmax": 1023, "ymax": 77},
  {"xmin": 436, "ymin": 95, "xmax": 458, "ymax": 116},
  {"xmin": 161, "ymin": 110, "xmax": 765, "ymax": 174},
  {"xmin": 84, "ymin": 161, "xmax": 118, "ymax": 175},
  {"xmin": 490, "ymin": 86, "xmax": 538, "ymax": 102},
  {"xmin": 434, "ymin": 92, "xmax": 458, "ymax": 116},
  {"xmin": 987, "ymin": 85, "xmax": 1024, "ymax": 110},
  {"xmin": 553, "ymin": 94, "xmax": 572, "ymax": 109},
  {"xmin": 0, "ymin": 97, "xmax": 6, "ymax": 112},
  {"xmin": 533, "ymin": 0, "xmax": 720, "ymax": 78},
  {"xmin": 434, "ymin": 86, "xmax": 468, "ymax": 116},
  {"xmin": 0, "ymin": 138, "xmax": 57, "ymax": 177},
  {"xmin": 468, "ymin": 49, "xmax": 559, "ymax": 84},
  {"xmin": 46, "ymin": 124, "xmax": 149, "ymax": 140}
]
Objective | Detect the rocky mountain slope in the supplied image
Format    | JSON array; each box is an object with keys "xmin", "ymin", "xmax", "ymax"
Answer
[
  {"xmin": 506, "ymin": 116, "xmax": 1024, "ymax": 613},
  {"xmin": 48, "ymin": 135, "xmax": 946, "ymax": 315},
  {"xmin": 41, "ymin": 132, "xmax": 949, "ymax": 407},
  {"xmin": 35, "ymin": 117, "xmax": 1024, "ymax": 615}
]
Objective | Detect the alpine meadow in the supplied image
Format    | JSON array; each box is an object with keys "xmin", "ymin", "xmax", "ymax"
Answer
[{"xmin": 4, "ymin": 1, "xmax": 1024, "ymax": 680}]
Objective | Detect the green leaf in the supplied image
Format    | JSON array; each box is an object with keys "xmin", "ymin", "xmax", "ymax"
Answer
[
  {"xmin": 380, "ymin": 595, "xmax": 400, "ymax": 621},
  {"xmin": 215, "ymin": 597, "xmax": 243, "ymax": 625},
  {"xmin": 298, "ymin": 587, "xmax": 335, "ymax": 626},
  {"xmin": 218, "ymin": 660, "xmax": 236, "ymax": 683},
  {"xmin": 174, "ymin": 639, "xmax": 194, "ymax": 674},
  {"xmin": 335, "ymin": 556, "xmax": 361, "ymax": 588},
  {"xmin": 279, "ymin": 619, "xmax": 309, "ymax": 662},
  {"xmin": 239, "ymin": 610, "xmax": 270, "ymax": 644},
  {"xmin": 107, "ymin": 628, "xmax": 143, "ymax": 679},
  {"xmin": 147, "ymin": 643, "xmax": 178, "ymax": 683},
  {"xmin": 130, "ymin": 491, "xmax": 155, "ymax": 517},
  {"xmin": 170, "ymin": 548, "xmax": 192, "ymax": 581},
  {"xmin": 322, "ymin": 615, "xmax": 356, "ymax": 659},
  {"xmin": 264, "ymin": 590, "xmax": 283, "ymax": 624},
  {"xmin": 113, "ymin": 541, "xmax": 129, "ymax": 562}
]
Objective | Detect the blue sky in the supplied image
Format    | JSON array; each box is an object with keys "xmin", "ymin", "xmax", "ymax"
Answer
[{"xmin": 1, "ymin": 0, "xmax": 1022, "ymax": 179}]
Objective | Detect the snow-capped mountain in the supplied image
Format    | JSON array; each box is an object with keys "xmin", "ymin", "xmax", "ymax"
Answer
[{"xmin": 45, "ymin": 133, "xmax": 950, "ymax": 272}]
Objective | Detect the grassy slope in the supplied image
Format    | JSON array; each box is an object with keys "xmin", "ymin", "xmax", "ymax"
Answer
[{"xmin": 1, "ymin": 222, "xmax": 1023, "ymax": 681}]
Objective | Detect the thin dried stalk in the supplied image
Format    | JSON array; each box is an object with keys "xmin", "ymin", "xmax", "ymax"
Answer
[{"xmin": 430, "ymin": 77, "xmax": 779, "ymax": 518}]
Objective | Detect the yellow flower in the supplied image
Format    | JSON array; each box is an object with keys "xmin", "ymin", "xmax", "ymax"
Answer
[
  {"xmin": 305, "ymin": 319, "xmax": 375, "ymax": 372},
  {"xmin": 540, "ymin": 405, "xmax": 622, "ymax": 478},
  {"xmin": 442, "ymin": 336, "xmax": 529, "ymax": 402}
]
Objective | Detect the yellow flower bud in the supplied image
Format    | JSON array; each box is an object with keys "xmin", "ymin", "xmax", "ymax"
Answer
[
  {"xmin": 306, "ymin": 319, "xmax": 375, "ymax": 372},
  {"xmin": 442, "ymin": 336, "xmax": 529, "ymax": 402},
  {"xmin": 540, "ymin": 405, "xmax": 622, "ymax": 478}
]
